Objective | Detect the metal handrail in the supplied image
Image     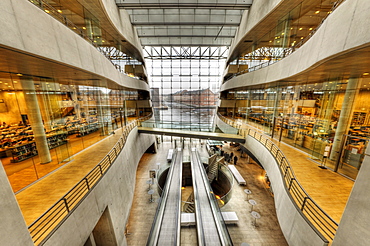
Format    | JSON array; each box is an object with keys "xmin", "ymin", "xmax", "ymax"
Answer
[
  {"xmin": 27, "ymin": 114, "xmax": 152, "ymax": 245},
  {"xmin": 217, "ymin": 113, "xmax": 338, "ymax": 241}
]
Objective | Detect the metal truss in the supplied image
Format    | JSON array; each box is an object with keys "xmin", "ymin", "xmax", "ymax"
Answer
[{"xmin": 143, "ymin": 46, "xmax": 229, "ymax": 60}]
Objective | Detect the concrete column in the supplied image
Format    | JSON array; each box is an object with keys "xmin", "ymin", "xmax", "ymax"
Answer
[
  {"xmin": 330, "ymin": 78, "xmax": 360, "ymax": 160},
  {"xmin": 332, "ymin": 144, "xmax": 370, "ymax": 245},
  {"xmin": 0, "ymin": 161, "xmax": 33, "ymax": 245},
  {"xmin": 321, "ymin": 81, "xmax": 338, "ymax": 133},
  {"xmin": 21, "ymin": 78, "xmax": 52, "ymax": 164}
]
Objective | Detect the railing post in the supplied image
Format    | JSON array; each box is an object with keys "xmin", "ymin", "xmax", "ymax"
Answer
[
  {"xmin": 265, "ymin": 138, "xmax": 268, "ymax": 146},
  {"xmin": 63, "ymin": 198, "xmax": 70, "ymax": 213},
  {"xmin": 108, "ymin": 155, "xmax": 112, "ymax": 164},
  {"xmin": 84, "ymin": 177, "xmax": 90, "ymax": 190},
  {"xmin": 288, "ymin": 178, "xmax": 294, "ymax": 190},
  {"xmin": 301, "ymin": 197, "xmax": 308, "ymax": 211},
  {"xmin": 98, "ymin": 164, "xmax": 103, "ymax": 175},
  {"xmin": 284, "ymin": 166, "xmax": 290, "ymax": 177}
]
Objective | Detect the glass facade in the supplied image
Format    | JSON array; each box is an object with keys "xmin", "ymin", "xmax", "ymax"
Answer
[
  {"xmin": 145, "ymin": 46, "xmax": 228, "ymax": 131},
  {"xmin": 219, "ymin": 77, "xmax": 370, "ymax": 180},
  {"xmin": 227, "ymin": 0, "xmax": 345, "ymax": 77},
  {"xmin": 0, "ymin": 72, "xmax": 149, "ymax": 192}
]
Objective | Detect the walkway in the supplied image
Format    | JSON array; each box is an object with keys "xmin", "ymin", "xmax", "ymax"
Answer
[
  {"xmin": 138, "ymin": 127, "xmax": 246, "ymax": 143},
  {"xmin": 15, "ymin": 127, "xmax": 126, "ymax": 225}
]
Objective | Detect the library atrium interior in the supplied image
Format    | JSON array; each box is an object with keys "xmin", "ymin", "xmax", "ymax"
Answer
[{"xmin": 1, "ymin": 0, "xmax": 370, "ymax": 246}]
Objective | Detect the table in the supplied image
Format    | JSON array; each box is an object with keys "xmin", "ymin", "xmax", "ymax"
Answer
[
  {"xmin": 244, "ymin": 189, "xmax": 252, "ymax": 200},
  {"xmin": 251, "ymin": 211, "xmax": 261, "ymax": 227},
  {"xmin": 248, "ymin": 199, "xmax": 257, "ymax": 211}
]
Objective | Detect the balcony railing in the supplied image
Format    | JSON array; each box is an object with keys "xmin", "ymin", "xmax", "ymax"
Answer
[
  {"xmin": 27, "ymin": 114, "xmax": 152, "ymax": 245},
  {"xmin": 217, "ymin": 113, "xmax": 338, "ymax": 241}
]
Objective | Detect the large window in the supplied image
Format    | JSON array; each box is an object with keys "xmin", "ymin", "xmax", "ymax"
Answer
[{"xmin": 145, "ymin": 46, "xmax": 228, "ymax": 131}]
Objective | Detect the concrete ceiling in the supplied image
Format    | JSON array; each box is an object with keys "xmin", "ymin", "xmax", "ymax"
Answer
[{"xmin": 117, "ymin": 0, "xmax": 253, "ymax": 47}]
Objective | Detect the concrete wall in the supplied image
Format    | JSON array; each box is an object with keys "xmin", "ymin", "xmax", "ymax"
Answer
[
  {"xmin": 0, "ymin": 161, "xmax": 34, "ymax": 246},
  {"xmin": 42, "ymin": 128, "xmax": 155, "ymax": 246},
  {"xmin": 229, "ymin": 0, "xmax": 283, "ymax": 54},
  {"xmin": 215, "ymin": 116, "xmax": 239, "ymax": 135},
  {"xmin": 99, "ymin": 0, "xmax": 143, "ymax": 56},
  {"xmin": 222, "ymin": 0, "xmax": 369, "ymax": 91},
  {"xmin": 0, "ymin": 0, "xmax": 148, "ymax": 92},
  {"xmin": 331, "ymin": 144, "xmax": 370, "ymax": 245},
  {"xmin": 244, "ymin": 136, "xmax": 327, "ymax": 246}
]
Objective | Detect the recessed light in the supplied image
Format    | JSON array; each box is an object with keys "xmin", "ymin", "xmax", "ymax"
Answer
[
  {"xmin": 309, "ymin": 28, "xmax": 313, "ymax": 31},
  {"xmin": 315, "ymin": 10, "xmax": 320, "ymax": 14},
  {"xmin": 82, "ymin": 27, "xmax": 86, "ymax": 30},
  {"xmin": 17, "ymin": 73, "xmax": 22, "ymax": 76},
  {"xmin": 363, "ymin": 72, "xmax": 369, "ymax": 76},
  {"xmin": 299, "ymin": 28, "xmax": 303, "ymax": 31},
  {"xmin": 57, "ymin": 9, "xmax": 62, "ymax": 13},
  {"xmin": 44, "ymin": 9, "xmax": 50, "ymax": 13}
]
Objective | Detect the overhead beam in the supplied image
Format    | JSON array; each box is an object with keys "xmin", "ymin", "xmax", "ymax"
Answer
[{"xmin": 138, "ymin": 127, "xmax": 245, "ymax": 143}]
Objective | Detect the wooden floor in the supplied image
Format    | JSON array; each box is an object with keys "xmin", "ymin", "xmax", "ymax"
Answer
[{"xmin": 7, "ymin": 119, "xmax": 354, "ymax": 244}]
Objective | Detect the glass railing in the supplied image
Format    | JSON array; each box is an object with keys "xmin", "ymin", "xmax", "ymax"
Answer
[
  {"xmin": 217, "ymin": 113, "xmax": 338, "ymax": 242},
  {"xmin": 27, "ymin": 114, "xmax": 152, "ymax": 245},
  {"xmin": 216, "ymin": 163, "xmax": 234, "ymax": 207}
]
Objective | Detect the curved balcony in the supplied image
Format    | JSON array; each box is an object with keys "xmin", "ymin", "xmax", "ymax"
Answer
[
  {"xmin": 1, "ymin": 0, "xmax": 149, "ymax": 91},
  {"xmin": 26, "ymin": 114, "xmax": 152, "ymax": 245},
  {"xmin": 222, "ymin": 0, "xmax": 370, "ymax": 92},
  {"xmin": 216, "ymin": 113, "xmax": 338, "ymax": 245}
]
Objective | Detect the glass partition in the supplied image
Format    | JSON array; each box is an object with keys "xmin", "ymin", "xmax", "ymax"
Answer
[
  {"xmin": 219, "ymin": 76, "xmax": 370, "ymax": 180},
  {"xmin": 0, "ymin": 71, "xmax": 147, "ymax": 192}
]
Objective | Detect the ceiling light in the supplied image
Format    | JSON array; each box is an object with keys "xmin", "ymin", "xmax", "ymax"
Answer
[
  {"xmin": 309, "ymin": 28, "xmax": 313, "ymax": 31},
  {"xmin": 17, "ymin": 73, "xmax": 22, "ymax": 76},
  {"xmin": 299, "ymin": 28, "xmax": 303, "ymax": 31},
  {"xmin": 315, "ymin": 10, "xmax": 320, "ymax": 14},
  {"xmin": 44, "ymin": 9, "xmax": 50, "ymax": 13},
  {"xmin": 57, "ymin": 9, "xmax": 62, "ymax": 13},
  {"xmin": 13, "ymin": 81, "xmax": 17, "ymax": 83},
  {"xmin": 363, "ymin": 72, "xmax": 369, "ymax": 76},
  {"xmin": 4, "ymin": 83, "xmax": 8, "ymax": 85},
  {"xmin": 301, "ymin": 37, "xmax": 304, "ymax": 39},
  {"xmin": 82, "ymin": 27, "xmax": 86, "ymax": 30}
]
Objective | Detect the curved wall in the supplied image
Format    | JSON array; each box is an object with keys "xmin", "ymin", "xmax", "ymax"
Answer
[
  {"xmin": 42, "ymin": 128, "xmax": 155, "ymax": 246},
  {"xmin": 0, "ymin": 0, "xmax": 148, "ymax": 91},
  {"xmin": 244, "ymin": 136, "xmax": 327, "ymax": 246},
  {"xmin": 99, "ymin": 0, "xmax": 143, "ymax": 57},
  {"xmin": 223, "ymin": 0, "xmax": 369, "ymax": 91},
  {"xmin": 230, "ymin": 0, "xmax": 282, "ymax": 53}
]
